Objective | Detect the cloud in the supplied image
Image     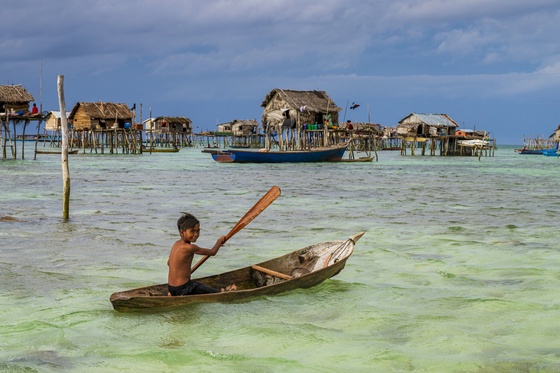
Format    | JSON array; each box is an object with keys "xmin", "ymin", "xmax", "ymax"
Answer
[
  {"xmin": 2, "ymin": 0, "xmax": 560, "ymax": 77},
  {"xmin": 2, "ymin": 0, "xmax": 560, "ymax": 143}
]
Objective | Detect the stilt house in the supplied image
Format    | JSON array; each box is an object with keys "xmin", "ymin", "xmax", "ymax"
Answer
[
  {"xmin": 69, "ymin": 102, "xmax": 134, "ymax": 131},
  {"xmin": 146, "ymin": 116, "xmax": 192, "ymax": 134},
  {"xmin": 217, "ymin": 119, "xmax": 259, "ymax": 136},
  {"xmin": 216, "ymin": 121, "xmax": 233, "ymax": 133},
  {"xmin": 0, "ymin": 85, "xmax": 35, "ymax": 115},
  {"xmin": 44, "ymin": 111, "xmax": 70, "ymax": 131},
  {"xmin": 232, "ymin": 119, "xmax": 258, "ymax": 136},
  {"xmin": 261, "ymin": 89, "xmax": 341, "ymax": 129},
  {"xmin": 217, "ymin": 119, "xmax": 259, "ymax": 134},
  {"xmin": 215, "ymin": 119, "xmax": 261, "ymax": 148},
  {"xmin": 396, "ymin": 113, "xmax": 459, "ymax": 138}
]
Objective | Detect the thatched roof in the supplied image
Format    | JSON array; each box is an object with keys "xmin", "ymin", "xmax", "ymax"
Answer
[
  {"xmin": 350, "ymin": 122, "xmax": 384, "ymax": 133},
  {"xmin": 261, "ymin": 89, "xmax": 341, "ymax": 113},
  {"xmin": 70, "ymin": 102, "xmax": 133, "ymax": 120},
  {"xmin": 0, "ymin": 85, "xmax": 35, "ymax": 103}
]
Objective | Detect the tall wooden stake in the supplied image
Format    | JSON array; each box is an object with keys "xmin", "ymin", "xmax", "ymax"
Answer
[{"xmin": 58, "ymin": 75, "xmax": 71, "ymax": 220}]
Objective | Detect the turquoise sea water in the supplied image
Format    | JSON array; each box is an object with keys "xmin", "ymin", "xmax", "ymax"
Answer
[{"xmin": 1, "ymin": 145, "xmax": 559, "ymax": 372}]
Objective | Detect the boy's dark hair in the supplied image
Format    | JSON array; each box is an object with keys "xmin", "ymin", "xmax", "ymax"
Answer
[{"xmin": 177, "ymin": 212, "xmax": 199, "ymax": 232}]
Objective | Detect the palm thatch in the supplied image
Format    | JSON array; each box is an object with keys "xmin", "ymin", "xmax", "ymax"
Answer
[
  {"xmin": 0, "ymin": 85, "xmax": 35, "ymax": 114},
  {"xmin": 69, "ymin": 102, "xmax": 134, "ymax": 131},
  {"xmin": 0, "ymin": 85, "xmax": 35, "ymax": 103},
  {"xmin": 261, "ymin": 89, "xmax": 341, "ymax": 112},
  {"xmin": 349, "ymin": 122, "xmax": 384, "ymax": 134},
  {"xmin": 70, "ymin": 102, "xmax": 133, "ymax": 120},
  {"xmin": 261, "ymin": 89, "xmax": 341, "ymax": 128}
]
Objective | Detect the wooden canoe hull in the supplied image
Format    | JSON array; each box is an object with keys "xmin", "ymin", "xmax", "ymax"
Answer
[
  {"xmin": 338, "ymin": 157, "xmax": 374, "ymax": 162},
  {"xmin": 110, "ymin": 232, "xmax": 364, "ymax": 312},
  {"xmin": 35, "ymin": 149, "xmax": 79, "ymax": 154},
  {"xmin": 143, "ymin": 148, "xmax": 180, "ymax": 153}
]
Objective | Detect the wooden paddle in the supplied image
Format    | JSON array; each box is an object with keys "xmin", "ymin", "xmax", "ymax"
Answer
[{"xmin": 190, "ymin": 185, "xmax": 281, "ymax": 274}]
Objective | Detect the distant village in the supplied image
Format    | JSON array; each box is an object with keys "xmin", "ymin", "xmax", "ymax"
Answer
[{"xmin": 1, "ymin": 83, "xmax": 559, "ymax": 160}]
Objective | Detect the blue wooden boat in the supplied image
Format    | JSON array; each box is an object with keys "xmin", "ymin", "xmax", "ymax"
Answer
[
  {"xmin": 542, "ymin": 148, "xmax": 559, "ymax": 156},
  {"xmin": 208, "ymin": 143, "xmax": 348, "ymax": 163},
  {"xmin": 516, "ymin": 148, "xmax": 546, "ymax": 155}
]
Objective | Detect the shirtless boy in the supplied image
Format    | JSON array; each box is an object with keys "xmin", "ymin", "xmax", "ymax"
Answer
[{"xmin": 167, "ymin": 212, "xmax": 227, "ymax": 296}]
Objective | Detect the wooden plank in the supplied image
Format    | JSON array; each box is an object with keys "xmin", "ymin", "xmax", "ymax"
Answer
[{"xmin": 251, "ymin": 265, "xmax": 293, "ymax": 280}]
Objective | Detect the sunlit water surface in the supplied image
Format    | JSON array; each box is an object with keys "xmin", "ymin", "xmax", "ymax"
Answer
[{"xmin": 1, "ymin": 145, "xmax": 559, "ymax": 372}]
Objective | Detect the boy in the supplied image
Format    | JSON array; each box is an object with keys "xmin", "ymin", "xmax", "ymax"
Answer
[{"xmin": 167, "ymin": 212, "xmax": 227, "ymax": 296}]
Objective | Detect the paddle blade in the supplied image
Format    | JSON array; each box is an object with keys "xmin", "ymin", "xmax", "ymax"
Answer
[
  {"xmin": 224, "ymin": 185, "xmax": 281, "ymax": 242},
  {"xmin": 190, "ymin": 185, "xmax": 281, "ymax": 274}
]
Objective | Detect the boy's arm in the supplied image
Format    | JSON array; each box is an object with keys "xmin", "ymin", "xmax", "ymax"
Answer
[{"xmin": 190, "ymin": 236, "xmax": 226, "ymax": 257}]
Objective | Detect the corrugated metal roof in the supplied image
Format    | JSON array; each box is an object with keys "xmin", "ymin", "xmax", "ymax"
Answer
[
  {"xmin": 411, "ymin": 113, "xmax": 458, "ymax": 127},
  {"xmin": 49, "ymin": 110, "xmax": 70, "ymax": 118}
]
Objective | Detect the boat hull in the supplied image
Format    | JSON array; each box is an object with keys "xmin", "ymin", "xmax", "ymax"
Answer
[
  {"xmin": 35, "ymin": 149, "xmax": 79, "ymax": 154},
  {"xmin": 110, "ymin": 232, "xmax": 364, "ymax": 312},
  {"xmin": 142, "ymin": 148, "xmax": 180, "ymax": 153},
  {"xmin": 516, "ymin": 148, "xmax": 550, "ymax": 155},
  {"xmin": 542, "ymin": 148, "xmax": 559, "ymax": 156},
  {"xmin": 210, "ymin": 143, "xmax": 347, "ymax": 163},
  {"xmin": 458, "ymin": 139, "xmax": 489, "ymax": 147}
]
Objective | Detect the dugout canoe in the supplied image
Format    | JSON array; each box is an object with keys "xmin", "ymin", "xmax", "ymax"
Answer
[
  {"xmin": 110, "ymin": 232, "xmax": 364, "ymax": 312},
  {"xmin": 142, "ymin": 147, "xmax": 180, "ymax": 153},
  {"xmin": 35, "ymin": 149, "xmax": 79, "ymax": 154}
]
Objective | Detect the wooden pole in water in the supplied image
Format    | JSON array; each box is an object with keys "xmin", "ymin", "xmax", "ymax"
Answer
[{"xmin": 57, "ymin": 75, "xmax": 71, "ymax": 220}]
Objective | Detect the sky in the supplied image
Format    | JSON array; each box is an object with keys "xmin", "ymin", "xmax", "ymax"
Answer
[{"xmin": 2, "ymin": 0, "xmax": 560, "ymax": 145}]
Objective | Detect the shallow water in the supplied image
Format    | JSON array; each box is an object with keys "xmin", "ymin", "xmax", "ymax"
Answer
[{"xmin": 1, "ymin": 145, "xmax": 560, "ymax": 372}]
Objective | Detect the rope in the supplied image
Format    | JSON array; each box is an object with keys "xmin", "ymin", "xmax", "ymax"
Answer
[{"xmin": 332, "ymin": 239, "xmax": 353, "ymax": 263}]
